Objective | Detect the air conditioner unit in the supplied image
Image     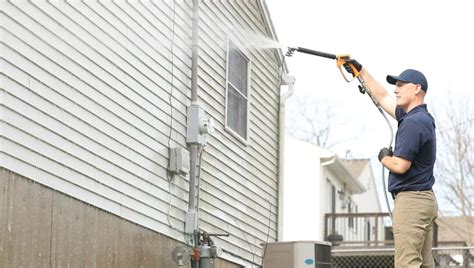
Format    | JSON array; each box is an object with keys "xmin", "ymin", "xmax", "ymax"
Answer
[{"xmin": 263, "ymin": 241, "xmax": 332, "ymax": 268}]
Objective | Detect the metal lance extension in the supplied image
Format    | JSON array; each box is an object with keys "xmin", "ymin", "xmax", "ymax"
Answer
[
  {"xmin": 287, "ymin": 47, "xmax": 356, "ymax": 82},
  {"xmin": 286, "ymin": 46, "xmax": 395, "ymax": 218},
  {"xmin": 286, "ymin": 47, "xmax": 337, "ymax": 59}
]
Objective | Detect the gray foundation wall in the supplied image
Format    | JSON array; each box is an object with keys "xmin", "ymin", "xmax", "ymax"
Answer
[{"xmin": 0, "ymin": 168, "xmax": 241, "ymax": 268}]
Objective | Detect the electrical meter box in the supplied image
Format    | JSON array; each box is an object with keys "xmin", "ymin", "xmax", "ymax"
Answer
[
  {"xmin": 169, "ymin": 147, "xmax": 190, "ymax": 176},
  {"xmin": 263, "ymin": 241, "xmax": 332, "ymax": 268}
]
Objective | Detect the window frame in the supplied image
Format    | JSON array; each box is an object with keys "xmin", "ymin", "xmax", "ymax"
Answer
[{"xmin": 224, "ymin": 38, "xmax": 251, "ymax": 145}]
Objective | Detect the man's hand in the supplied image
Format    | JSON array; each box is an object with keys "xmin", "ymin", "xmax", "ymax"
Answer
[
  {"xmin": 343, "ymin": 59, "xmax": 362, "ymax": 77},
  {"xmin": 378, "ymin": 147, "xmax": 393, "ymax": 162}
]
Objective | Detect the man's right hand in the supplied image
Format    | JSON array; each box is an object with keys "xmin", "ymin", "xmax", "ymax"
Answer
[{"xmin": 343, "ymin": 59, "xmax": 362, "ymax": 77}]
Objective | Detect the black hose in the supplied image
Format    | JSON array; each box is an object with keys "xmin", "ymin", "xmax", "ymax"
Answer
[
  {"xmin": 379, "ymin": 110, "xmax": 394, "ymax": 219},
  {"xmin": 357, "ymin": 76, "xmax": 394, "ymax": 219}
]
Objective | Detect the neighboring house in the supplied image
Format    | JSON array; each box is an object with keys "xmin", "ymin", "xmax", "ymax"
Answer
[
  {"xmin": 437, "ymin": 216, "xmax": 474, "ymax": 246},
  {"xmin": 283, "ymin": 135, "xmax": 367, "ymax": 242},
  {"xmin": 342, "ymin": 159, "xmax": 386, "ymax": 245},
  {"xmin": 1, "ymin": 1, "xmax": 287, "ymax": 267},
  {"xmin": 345, "ymin": 159, "xmax": 382, "ymax": 213}
]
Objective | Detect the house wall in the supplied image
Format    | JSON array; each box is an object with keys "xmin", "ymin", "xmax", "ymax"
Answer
[
  {"xmin": 351, "ymin": 164, "xmax": 382, "ymax": 213},
  {"xmin": 0, "ymin": 1, "xmax": 281, "ymax": 265},
  {"xmin": 283, "ymin": 136, "xmax": 324, "ymax": 241},
  {"xmin": 179, "ymin": 1, "xmax": 281, "ymax": 264},
  {"xmin": 0, "ymin": 168, "xmax": 241, "ymax": 268},
  {"xmin": 324, "ymin": 161, "xmax": 386, "ymax": 243},
  {"xmin": 322, "ymin": 168, "xmax": 349, "ymax": 214}
]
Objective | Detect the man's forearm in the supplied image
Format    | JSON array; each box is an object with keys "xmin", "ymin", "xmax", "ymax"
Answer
[
  {"xmin": 359, "ymin": 68, "xmax": 396, "ymax": 118},
  {"xmin": 381, "ymin": 156, "xmax": 411, "ymax": 174},
  {"xmin": 360, "ymin": 68, "xmax": 389, "ymax": 103}
]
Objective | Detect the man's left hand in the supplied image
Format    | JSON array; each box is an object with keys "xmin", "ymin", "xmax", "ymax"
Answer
[{"xmin": 378, "ymin": 147, "xmax": 393, "ymax": 162}]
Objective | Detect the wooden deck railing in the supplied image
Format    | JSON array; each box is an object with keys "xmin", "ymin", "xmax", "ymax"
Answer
[{"xmin": 324, "ymin": 212, "xmax": 438, "ymax": 248}]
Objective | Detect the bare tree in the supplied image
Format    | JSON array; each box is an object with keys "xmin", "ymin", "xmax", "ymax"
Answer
[
  {"xmin": 286, "ymin": 96, "xmax": 333, "ymax": 147},
  {"xmin": 286, "ymin": 95, "xmax": 358, "ymax": 149},
  {"xmin": 433, "ymin": 95, "xmax": 474, "ymax": 217}
]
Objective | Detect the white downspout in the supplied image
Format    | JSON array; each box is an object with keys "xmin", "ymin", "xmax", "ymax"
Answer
[{"xmin": 278, "ymin": 74, "xmax": 295, "ymax": 241}]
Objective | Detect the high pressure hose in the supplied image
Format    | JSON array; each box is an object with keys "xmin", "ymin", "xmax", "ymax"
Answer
[{"xmin": 357, "ymin": 76, "xmax": 394, "ymax": 219}]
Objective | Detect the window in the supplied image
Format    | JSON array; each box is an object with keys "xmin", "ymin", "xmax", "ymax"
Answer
[{"xmin": 226, "ymin": 40, "xmax": 249, "ymax": 141}]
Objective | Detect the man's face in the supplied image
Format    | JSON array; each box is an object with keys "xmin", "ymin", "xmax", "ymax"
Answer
[{"xmin": 394, "ymin": 81, "xmax": 419, "ymax": 108}]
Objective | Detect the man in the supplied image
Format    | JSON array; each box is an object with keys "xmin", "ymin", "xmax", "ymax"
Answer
[{"xmin": 344, "ymin": 59, "xmax": 438, "ymax": 268}]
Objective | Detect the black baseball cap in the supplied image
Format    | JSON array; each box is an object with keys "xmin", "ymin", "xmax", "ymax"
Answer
[{"xmin": 386, "ymin": 69, "xmax": 428, "ymax": 92}]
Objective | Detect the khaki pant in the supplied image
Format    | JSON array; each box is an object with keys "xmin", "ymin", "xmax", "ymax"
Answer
[{"xmin": 393, "ymin": 190, "xmax": 438, "ymax": 268}]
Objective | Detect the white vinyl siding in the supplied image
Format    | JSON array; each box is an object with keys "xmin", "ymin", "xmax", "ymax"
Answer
[
  {"xmin": 1, "ymin": 0, "xmax": 190, "ymax": 243},
  {"xmin": 198, "ymin": 1, "xmax": 280, "ymax": 264},
  {"xmin": 0, "ymin": 0, "xmax": 281, "ymax": 265}
]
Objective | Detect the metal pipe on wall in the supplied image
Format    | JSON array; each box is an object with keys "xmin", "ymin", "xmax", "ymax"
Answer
[
  {"xmin": 187, "ymin": 0, "xmax": 199, "ymax": 236},
  {"xmin": 191, "ymin": 0, "xmax": 199, "ymax": 103},
  {"xmin": 188, "ymin": 4, "xmax": 200, "ymax": 268}
]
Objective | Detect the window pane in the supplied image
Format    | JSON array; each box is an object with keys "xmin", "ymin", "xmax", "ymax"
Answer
[
  {"xmin": 228, "ymin": 46, "xmax": 248, "ymax": 95},
  {"xmin": 227, "ymin": 84, "xmax": 247, "ymax": 139}
]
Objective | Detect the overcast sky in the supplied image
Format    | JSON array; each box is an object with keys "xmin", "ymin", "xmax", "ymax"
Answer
[
  {"xmin": 266, "ymin": 0, "xmax": 474, "ymax": 213},
  {"xmin": 266, "ymin": 0, "xmax": 473, "ymax": 157}
]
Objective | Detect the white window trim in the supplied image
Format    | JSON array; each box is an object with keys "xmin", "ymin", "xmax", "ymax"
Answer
[{"xmin": 224, "ymin": 37, "xmax": 251, "ymax": 145}]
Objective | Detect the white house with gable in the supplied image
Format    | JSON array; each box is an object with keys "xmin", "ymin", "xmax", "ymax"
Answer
[{"xmin": 283, "ymin": 135, "xmax": 383, "ymax": 243}]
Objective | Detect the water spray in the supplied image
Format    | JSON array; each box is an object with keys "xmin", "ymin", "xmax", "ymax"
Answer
[{"xmin": 287, "ymin": 46, "xmax": 394, "ymax": 218}]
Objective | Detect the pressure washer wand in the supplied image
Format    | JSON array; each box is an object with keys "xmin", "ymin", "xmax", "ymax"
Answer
[
  {"xmin": 287, "ymin": 47, "xmax": 358, "ymax": 82},
  {"xmin": 286, "ymin": 47, "xmax": 337, "ymax": 59},
  {"xmin": 286, "ymin": 45, "xmax": 393, "ymax": 147}
]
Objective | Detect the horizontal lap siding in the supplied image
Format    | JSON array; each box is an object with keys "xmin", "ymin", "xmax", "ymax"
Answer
[
  {"xmin": 0, "ymin": 0, "xmax": 190, "ymax": 239},
  {"xmin": 198, "ymin": 0, "xmax": 280, "ymax": 264},
  {"xmin": 1, "ymin": 0, "xmax": 281, "ymax": 265}
]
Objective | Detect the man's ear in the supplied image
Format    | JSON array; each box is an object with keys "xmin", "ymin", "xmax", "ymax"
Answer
[{"xmin": 414, "ymin": 84, "xmax": 423, "ymax": 95}]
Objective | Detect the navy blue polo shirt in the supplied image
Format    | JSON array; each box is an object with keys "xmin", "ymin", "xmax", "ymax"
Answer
[{"xmin": 388, "ymin": 104, "xmax": 436, "ymax": 193}]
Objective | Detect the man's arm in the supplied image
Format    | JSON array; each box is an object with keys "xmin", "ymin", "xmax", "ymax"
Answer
[
  {"xmin": 358, "ymin": 68, "xmax": 397, "ymax": 119},
  {"xmin": 381, "ymin": 156, "xmax": 411, "ymax": 174}
]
